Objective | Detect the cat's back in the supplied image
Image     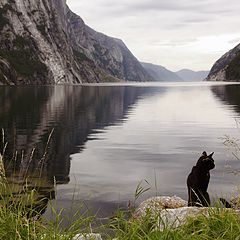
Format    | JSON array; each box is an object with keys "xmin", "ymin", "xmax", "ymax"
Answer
[{"xmin": 187, "ymin": 166, "xmax": 197, "ymax": 186}]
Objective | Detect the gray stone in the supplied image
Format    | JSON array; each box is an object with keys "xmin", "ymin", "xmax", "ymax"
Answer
[
  {"xmin": 72, "ymin": 233, "xmax": 102, "ymax": 240},
  {"xmin": 134, "ymin": 195, "xmax": 188, "ymax": 219},
  {"xmin": 134, "ymin": 196, "xmax": 240, "ymax": 231}
]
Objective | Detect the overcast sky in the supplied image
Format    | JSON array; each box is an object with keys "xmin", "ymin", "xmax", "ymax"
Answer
[{"xmin": 66, "ymin": 0, "xmax": 240, "ymax": 71}]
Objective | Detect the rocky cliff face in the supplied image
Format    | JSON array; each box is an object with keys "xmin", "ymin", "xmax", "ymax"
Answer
[
  {"xmin": 206, "ymin": 43, "xmax": 240, "ymax": 81},
  {"xmin": 0, "ymin": 0, "xmax": 152, "ymax": 84}
]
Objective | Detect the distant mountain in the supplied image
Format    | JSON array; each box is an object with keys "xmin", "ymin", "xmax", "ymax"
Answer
[
  {"xmin": 206, "ymin": 43, "xmax": 240, "ymax": 81},
  {"xmin": 141, "ymin": 62, "xmax": 183, "ymax": 81},
  {"xmin": 176, "ymin": 69, "xmax": 209, "ymax": 81}
]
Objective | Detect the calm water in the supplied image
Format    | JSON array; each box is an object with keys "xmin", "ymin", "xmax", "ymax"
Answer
[{"xmin": 1, "ymin": 82, "xmax": 240, "ymax": 217}]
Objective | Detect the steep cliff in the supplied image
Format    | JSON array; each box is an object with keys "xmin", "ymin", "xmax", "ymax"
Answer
[
  {"xmin": 0, "ymin": 0, "xmax": 153, "ymax": 84},
  {"xmin": 206, "ymin": 43, "xmax": 240, "ymax": 81}
]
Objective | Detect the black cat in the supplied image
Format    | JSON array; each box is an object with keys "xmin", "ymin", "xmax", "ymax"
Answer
[{"xmin": 187, "ymin": 151, "xmax": 215, "ymax": 207}]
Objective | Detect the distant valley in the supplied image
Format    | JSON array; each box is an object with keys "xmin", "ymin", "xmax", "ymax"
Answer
[
  {"xmin": 142, "ymin": 62, "xmax": 208, "ymax": 81},
  {"xmin": 176, "ymin": 69, "xmax": 209, "ymax": 81},
  {"xmin": 141, "ymin": 62, "xmax": 182, "ymax": 81}
]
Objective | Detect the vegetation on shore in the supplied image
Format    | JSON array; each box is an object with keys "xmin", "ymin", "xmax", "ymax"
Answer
[
  {"xmin": 110, "ymin": 207, "xmax": 240, "ymax": 240},
  {"xmin": 0, "ymin": 131, "xmax": 240, "ymax": 240},
  {"xmin": 0, "ymin": 36, "xmax": 47, "ymax": 79},
  {"xmin": 1, "ymin": 152, "xmax": 240, "ymax": 240},
  {"xmin": 1, "ymin": 175, "xmax": 240, "ymax": 240},
  {"xmin": 0, "ymin": 152, "xmax": 98, "ymax": 240}
]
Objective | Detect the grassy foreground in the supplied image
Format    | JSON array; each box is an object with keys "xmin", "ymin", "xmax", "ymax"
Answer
[
  {"xmin": 1, "ymin": 194, "xmax": 240, "ymax": 240},
  {"xmin": 1, "ymin": 160, "xmax": 240, "ymax": 240},
  {"xmin": 110, "ymin": 207, "xmax": 240, "ymax": 240}
]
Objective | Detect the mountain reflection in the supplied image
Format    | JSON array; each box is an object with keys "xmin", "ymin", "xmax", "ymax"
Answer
[
  {"xmin": 0, "ymin": 85, "xmax": 156, "ymax": 213},
  {"xmin": 211, "ymin": 84, "xmax": 240, "ymax": 114}
]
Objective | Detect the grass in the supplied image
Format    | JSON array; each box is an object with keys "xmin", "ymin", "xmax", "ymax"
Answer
[
  {"xmin": 0, "ymin": 181, "xmax": 240, "ymax": 240},
  {"xmin": 0, "ymin": 130, "xmax": 103, "ymax": 240},
  {"xmin": 178, "ymin": 209, "xmax": 240, "ymax": 239},
  {"xmin": 0, "ymin": 152, "xmax": 99, "ymax": 240},
  {"xmin": 109, "ymin": 207, "xmax": 240, "ymax": 240}
]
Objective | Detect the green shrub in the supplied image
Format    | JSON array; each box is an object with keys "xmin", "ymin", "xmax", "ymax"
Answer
[
  {"xmin": 0, "ymin": 49, "xmax": 47, "ymax": 77},
  {"xmin": 12, "ymin": 35, "xmax": 32, "ymax": 48},
  {"xmin": 0, "ymin": 36, "xmax": 47, "ymax": 78},
  {"xmin": 37, "ymin": 23, "xmax": 47, "ymax": 37},
  {"xmin": 73, "ymin": 49, "xmax": 93, "ymax": 63},
  {"xmin": 0, "ymin": 6, "xmax": 9, "ymax": 30}
]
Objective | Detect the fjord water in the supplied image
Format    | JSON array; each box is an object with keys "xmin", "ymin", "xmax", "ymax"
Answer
[{"xmin": 1, "ymin": 82, "xmax": 240, "ymax": 216}]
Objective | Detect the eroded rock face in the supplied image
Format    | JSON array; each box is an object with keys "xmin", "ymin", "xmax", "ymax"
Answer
[
  {"xmin": 0, "ymin": 0, "xmax": 153, "ymax": 84},
  {"xmin": 207, "ymin": 43, "xmax": 240, "ymax": 81},
  {"xmin": 0, "ymin": 0, "xmax": 78, "ymax": 84}
]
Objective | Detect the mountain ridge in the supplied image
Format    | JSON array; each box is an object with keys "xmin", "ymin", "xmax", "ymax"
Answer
[
  {"xmin": 206, "ymin": 43, "xmax": 240, "ymax": 81},
  {"xmin": 0, "ymin": 0, "xmax": 153, "ymax": 84},
  {"xmin": 141, "ymin": 62, "xmax": 208, "ymax": 82},
  {"xmin": 141, "ymin": 62, "xmax": 183, "ymax": 81},
  {"xmin": 176, "ymin": 69, "xmax": 209, "ymax": 81}
]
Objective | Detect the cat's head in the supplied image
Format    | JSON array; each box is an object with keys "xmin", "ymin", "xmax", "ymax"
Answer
[{"xmin": 196, "ymin": 151, "xmax": 215, "ymax": 171}]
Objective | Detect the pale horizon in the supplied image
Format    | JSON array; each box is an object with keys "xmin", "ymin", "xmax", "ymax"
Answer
[{"xmin": 67, "ymin": 0, "xmax": 240, "ymax": 72}]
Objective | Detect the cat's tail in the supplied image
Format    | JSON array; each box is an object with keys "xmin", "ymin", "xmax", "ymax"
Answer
[{"xmin": 219, "ymin": 198, "xmax": 232, "ymax": 208}]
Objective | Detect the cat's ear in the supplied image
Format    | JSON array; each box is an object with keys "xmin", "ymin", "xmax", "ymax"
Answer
[
  {"xmin": 208, "ymin": 152, "xmax": 214, "ymax": 157},
  {"xmin": 202, "ymin": 151, "xmax": 207, "ymax": 157}
]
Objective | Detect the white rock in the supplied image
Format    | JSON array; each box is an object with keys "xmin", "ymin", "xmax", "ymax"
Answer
[
  {"xmin": 230, "ymin": 196, "xmax": 240, "ymax": 209},
  {"xmin": 134, "ymin": 195, "xmax": 187, "ymax": 218},
  {"xmin": 157, "ymin": 206, "xmax": 209, "ymax": 230},
  {"xmin": 72, "ymin": 233, "xmax": 102, "ymax": 240},
  {"xmin": 134, "ymin": 196, "xmax": 240, "ymax": 231}
]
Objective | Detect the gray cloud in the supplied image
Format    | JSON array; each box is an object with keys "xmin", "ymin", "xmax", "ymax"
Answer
[
  {"xmin": 228, "ymin": 38, "xmax": 240, "ymax": 44},
  {"xmin": 154, "ymin": 39, "xmax": 198, "ymax": 47},
  {"xmin": 83, "ymin": 0, "xmax": 238, "ymax": 15}
]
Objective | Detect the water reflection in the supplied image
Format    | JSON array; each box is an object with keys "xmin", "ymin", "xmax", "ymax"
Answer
[
  {"xmin": 67, "ymin": 83, "xmax": 240, "ymax": 208},
  {"xmin": 1, "ymin": 83, "xmax": 240, "ymax": 218},
  {"xmin": 211, "ymin": 84, "xmax": 240, "ymax": 114},
  {"xmin": 0, "ymin": 85, "xmax": 157, "ymax": 214}
]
